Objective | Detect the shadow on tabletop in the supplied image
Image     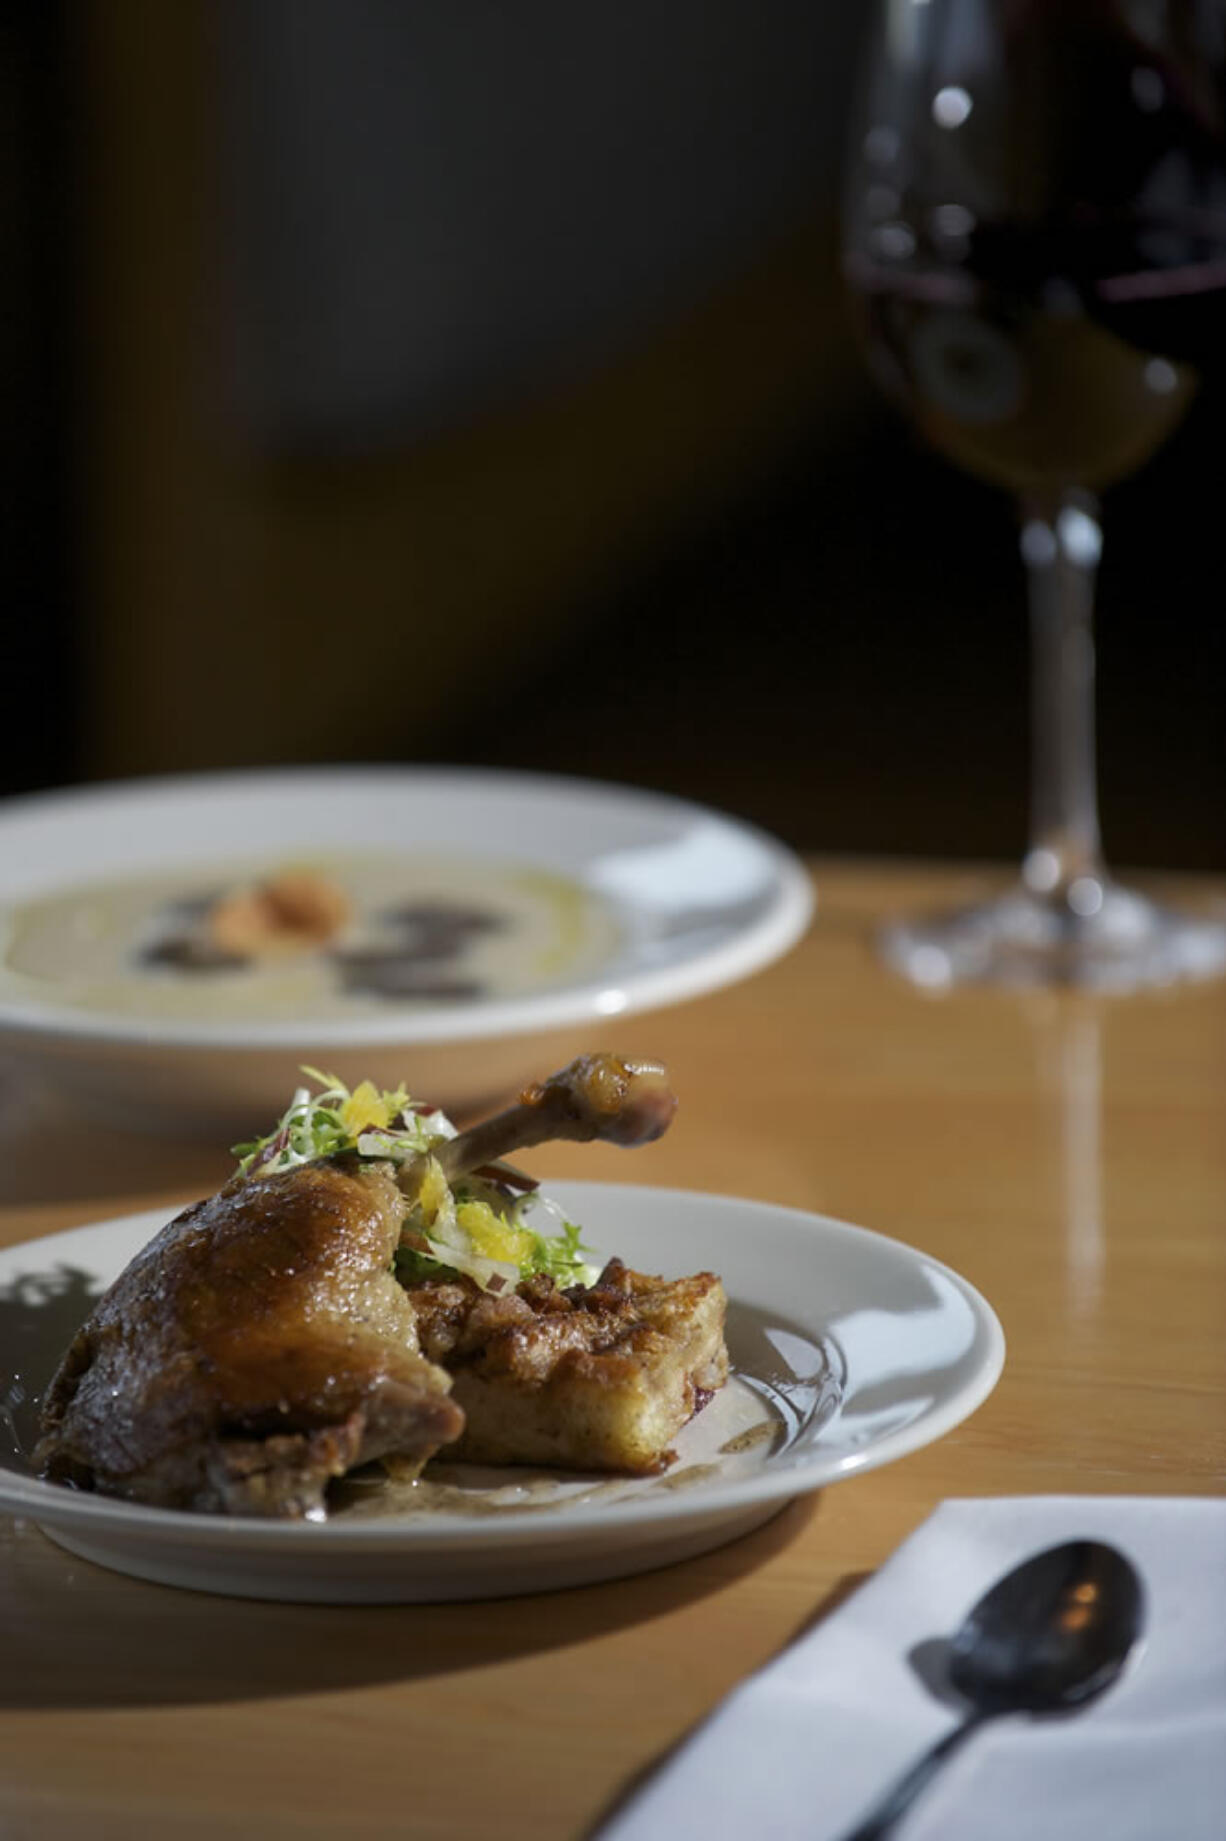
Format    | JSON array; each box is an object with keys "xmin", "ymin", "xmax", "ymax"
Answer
[
  {"xmin": 0, "ymin": 1491, "xmax": 820, "ymax": 1711},
  {"xmin": 583, "ymin": 1563, "xmax": 873, "ymax": 1837},
  {"xmin": 0, "ymin": 1073, "xmax": 229, "ymax": 1209}
]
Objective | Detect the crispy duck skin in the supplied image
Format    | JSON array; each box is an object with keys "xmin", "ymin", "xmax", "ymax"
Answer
[{"xmin": 36, "ymin": 1159, "xmax": 462, "ymax": 1517}]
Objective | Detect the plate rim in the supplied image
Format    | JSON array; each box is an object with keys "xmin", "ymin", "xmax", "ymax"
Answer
[
  {"xmin": 0, "ymin": 765, "xmax": 815, "ymax": 1050},
  {"xmin": 0, "ymin": 1181, "xmax": 1006, "ymax": 1551}
]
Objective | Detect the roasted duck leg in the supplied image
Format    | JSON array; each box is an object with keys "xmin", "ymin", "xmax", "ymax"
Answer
[
  {"xmin": 36, "ymin": 1053, "xmax": 705, "ymax": 1514},
  {"xmin": 36, "ymin": 1160, "xmax": 462, "ymax": 1518}
]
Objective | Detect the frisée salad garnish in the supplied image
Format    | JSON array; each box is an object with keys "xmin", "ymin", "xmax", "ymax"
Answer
[{"xmin": 232, "ymin": 1068, "xmax": 599, "ymax": 1295}]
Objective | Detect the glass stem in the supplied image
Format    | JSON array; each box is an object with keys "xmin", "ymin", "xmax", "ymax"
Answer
[{"xmin": 1019, "ymin": 492, "xmax": 1106, "ymax": 899}]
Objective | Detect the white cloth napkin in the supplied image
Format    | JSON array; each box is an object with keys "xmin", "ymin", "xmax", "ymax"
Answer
[{"xmin": 600, "ymin": 1497, "xmax": 1226, "ymax": 1841}]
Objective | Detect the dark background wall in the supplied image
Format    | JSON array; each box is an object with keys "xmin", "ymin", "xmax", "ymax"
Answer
[{"xmin": 4, "ymin": 2, "xmax": 1223, "ymax": 872}]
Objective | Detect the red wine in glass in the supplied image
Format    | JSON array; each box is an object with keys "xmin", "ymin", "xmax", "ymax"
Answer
[{"xmin": 843, "ymin": 0, "xmax": 1226, "ymax": 987}]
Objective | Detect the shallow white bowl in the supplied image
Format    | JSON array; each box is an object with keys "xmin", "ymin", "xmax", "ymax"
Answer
[
  {"xmin": 0, "ymin": 1183, "xmax": 1005, "ymax": 1601},
  {"xmin": 0, "ymin": 767, "xmax": 813, "ymax": 1131}
]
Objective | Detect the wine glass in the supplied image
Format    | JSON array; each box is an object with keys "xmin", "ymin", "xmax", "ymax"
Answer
[{"xmin": 843, "ymin": 0, "xmax": 1226, "ymax": 989}]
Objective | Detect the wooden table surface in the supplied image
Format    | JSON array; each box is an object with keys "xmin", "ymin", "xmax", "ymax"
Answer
[{"xmin": 2, "ymin": 858, "xmax": 1223, "ymax": 1840}]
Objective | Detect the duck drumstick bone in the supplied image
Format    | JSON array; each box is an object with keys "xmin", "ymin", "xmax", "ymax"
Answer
[{"xmin": 428, "ymin": 1053, "xmax": 677, "ymax": 1186}]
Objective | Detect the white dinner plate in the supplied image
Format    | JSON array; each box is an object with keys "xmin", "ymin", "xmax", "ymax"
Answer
[
  {"xmin": 0, "ymin": 1183, "xmax": 1004, "ymax": 1602},
  {"xmin": 0, "ymin": 767, "xmax": 813, "ymax": 1130}
]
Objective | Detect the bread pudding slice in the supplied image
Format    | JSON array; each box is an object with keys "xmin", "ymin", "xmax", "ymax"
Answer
[{"xmin": 406, "ymin": 1258, "xmax": 728, "ymax": 1475}]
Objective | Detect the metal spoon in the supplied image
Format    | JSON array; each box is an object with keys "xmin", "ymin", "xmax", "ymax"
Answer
[{"xmin": 840, "ymin": 1539, "xmax": 1145, "ymax": 1840}]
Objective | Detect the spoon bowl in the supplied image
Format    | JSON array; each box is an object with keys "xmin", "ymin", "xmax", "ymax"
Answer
[{"xmin": 949, "ymin": 1538, "xmax": 1145, "ymax": 1715}]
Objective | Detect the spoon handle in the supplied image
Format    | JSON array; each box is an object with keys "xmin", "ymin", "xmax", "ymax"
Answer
[{"xmin": 838, "ymin": 1710, "xmax": 993, "ymax": 1840}]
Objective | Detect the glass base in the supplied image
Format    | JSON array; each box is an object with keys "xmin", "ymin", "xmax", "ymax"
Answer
[{"xmin": 880, "ymin": 879, "xmax": 1226, "ymax": 992}]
